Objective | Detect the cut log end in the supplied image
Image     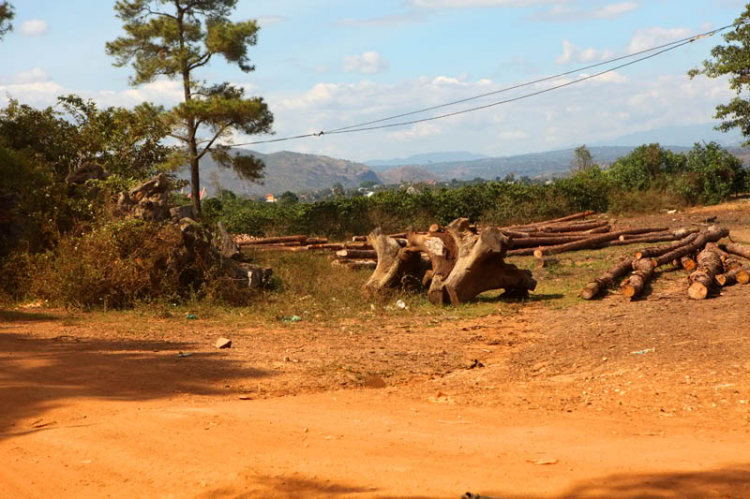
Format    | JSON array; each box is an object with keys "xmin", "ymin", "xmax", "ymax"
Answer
[
  {"xmin": 580, "ymin": 282, "xmax": 600, "ymax": 300},
  {"xmin": 621, "ymin": 284, "xmax": 636, "ymax": 299},
  {"xmin": 738, "ymin": 270, "xmax": 750, "ymax": 285},
  {"xmin": 533, "ymin": 249, "xmax": 544, "ymax": 259},
  {"xmin": 688, "ymin": 282, "xmax": 709, "ymax": 300}
]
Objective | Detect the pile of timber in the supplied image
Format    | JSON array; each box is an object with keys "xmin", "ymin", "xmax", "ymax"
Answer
[
  {"xmin": 362, "ymin": 219, "xmax": 537, "ymax": 306},
  {"xmin": 580, "ymin": 226, "xmax": 750, "ymax": 301},
  {"xmin": 234, "ymin": 234, "xmax": 330, "ymax": 252}
]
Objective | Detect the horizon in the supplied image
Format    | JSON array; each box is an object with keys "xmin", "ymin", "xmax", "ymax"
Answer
[{"xmin": 1, "ymin": 1, "xmax": 746, "ymax": 162}]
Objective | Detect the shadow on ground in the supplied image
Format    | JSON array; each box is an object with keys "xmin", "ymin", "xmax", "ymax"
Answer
[
  {"xmin": 471, "ymin": 465, "xmax": 750, "ymax": 499},
  {"xmin": 0, "ymin": 327, "xmax": 271, "ymax": 441}
]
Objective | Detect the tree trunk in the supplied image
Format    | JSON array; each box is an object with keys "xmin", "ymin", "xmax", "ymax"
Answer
[
  {"xmin": 533, "ymin": 227, "xmax": 670, "ymax": 258},
  {"xmin": 362, "ymin": 228, "xmax": 429, "ymax": 296},
  {"xmin": 652, "ymin": 228, "xmax": 729, "ymax": 268},
  {"xmin": 716, "ymin": 266, "xmax": 750, "ymax": 286},
  {"xmin": 621, "ymin": 258, "xmax": 656, "ymax": 300},
  {"xmin": 688, "ymin": 245, "xmax": 725, "ymax": 300},
  {"xmin": 634, "ymin": 233, "xmax": 700, "ymax": 259},
  {"xmin": 435, "ymin": 220, "xmax": 536, "ymax": 305},
  {"xmin": 722, "ymin": 243, "xmax": 750, "ymax": 261},
  {"xmin": 509, "ymin": 235, "xmax": 595, "ymax": 248},
  {"xmin": 580, "ymin": 257, "xmax": 634, "ymax": 300},
  {"xmin": 406, "ymin": 228, "xmax": 460, "ymax": 304}
]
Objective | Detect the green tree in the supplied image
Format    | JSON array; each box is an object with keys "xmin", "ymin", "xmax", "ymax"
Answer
[
  {"xmin": 571, "ymin": 145, "xmax": 594, "ymax": 172},
  {"xmin": 0, "ymin": 1, "xmax": 13, "ymax": 39},
  {"xmin": 689, "ymin": 6, "xmax": 750, "ymax": 144},
  {"xmin": 106, "ymin": 0, "xmax": 274, "ymax": 216},
  {"xmin": 607, "ymin": 143, "xmax": 686, "ymax": 191},
  {"xmin": 278, "ymin": 191, "xmax": 299, "ymax": 205}
]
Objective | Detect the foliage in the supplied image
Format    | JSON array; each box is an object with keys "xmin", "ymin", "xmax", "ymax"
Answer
[
  {"xmin": 671, "ymin": 142, "xmax": 747, "ymax": 204},
  {"xmin": 689, "ymin": 6, "xmax": 750, "ymax": 145},
  {"xmin": 106, "ymin": 0, "xmax": 274, "ymax": 215},
  {"xmin": 0, "ymin": 1, "xmax": 13, "ymax": 39},
  {"xmin": 607, "ymin": 143, "xmax": 687, "ymax": 191},
  {"xmin": 571, "ymin": 144, "xmax": 594, "ymax": 172}
]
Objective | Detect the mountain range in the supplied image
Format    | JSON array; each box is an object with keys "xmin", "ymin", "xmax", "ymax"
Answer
[{"xmin": 180, "ymin": 123, "xmax": 747, "ymax": 197}]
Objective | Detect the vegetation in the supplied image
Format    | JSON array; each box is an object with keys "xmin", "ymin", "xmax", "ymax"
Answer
[
  {"xmin": 0, "ymin": 1, "xmax": 13, "ymax": 39},
  {"xmin": 690, "ymin": 5, "xmax": 750, "ymax": 145},
  {"xmin": 106, "ymin": 0, "xmax": 274, "ymax": 216}
]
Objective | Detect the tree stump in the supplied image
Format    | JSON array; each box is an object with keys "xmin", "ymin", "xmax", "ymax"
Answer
[
  {"xmin": 406, "ymin": 226, "xmax": 460, "ymax": 304},
  {"xmin": 435, "ymin": 219, "xmax": 536, "ymax": 305},
  {"xmin": 362, "ymin": 228, "xmax": 428, "ymax": 296}
]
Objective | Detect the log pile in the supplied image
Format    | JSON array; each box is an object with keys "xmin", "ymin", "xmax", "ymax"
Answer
[
  {"xmin": 581, "ymin": 226, "xmax": 750, "ymax": 301},
  {"xmin": 234, "ymin": 234, "xmax": 330, "ymax": 252},
  {"xmin": 362, "ymin": 219, "xmax": 536, "ymax": 305}
]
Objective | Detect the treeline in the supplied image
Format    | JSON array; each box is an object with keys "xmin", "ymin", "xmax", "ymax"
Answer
[{"xmin": 204, "ymin": 142, "xmax": 748, "ymax": 238}]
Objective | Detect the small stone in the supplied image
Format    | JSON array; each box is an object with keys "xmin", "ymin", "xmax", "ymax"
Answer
[{"xmin": 215, "ymin": 337, "xmax": 232, "ymax": 349}]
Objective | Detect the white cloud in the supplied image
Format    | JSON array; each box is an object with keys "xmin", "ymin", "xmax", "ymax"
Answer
[
  {"xmin": 10, "ymin": 67, "xmax": 50, "ymax": 84},
  {"xmin": 556, "ymin": 40, "xmax": 614, "ymax": 65},
  {"xmin": 591, "ymin": 2, "xmax": 638, "ymax": 18},
  {"xmin": 256, "ymin": 15, "xmax": 288, "ymax": 27},
  {"xmin": 20, "ymin": 19, "xmax": 49, "ymax": 37},
  {"xmin": 344, "ymin": 51, "xmax": 390, "ymax": 75},
  {"xmin": 390, "ymin": 122, "xmax": 442, "ymax": 141},
  {"xmin": 628, "ymin": 27, "xmax": 692, "ymax": 54},
  {"xmin": 499, "ymin": 130, "xmax": 529, "ymax": 140}
]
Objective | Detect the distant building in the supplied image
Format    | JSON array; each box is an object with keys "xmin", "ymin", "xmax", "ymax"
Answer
[{"xmin": 265, "ymin": 193, "xmax": 277, "ymax": 203}]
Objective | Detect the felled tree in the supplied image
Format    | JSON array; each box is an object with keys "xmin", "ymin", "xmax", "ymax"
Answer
[{"xmin": 106, "ymin": 0, "xmax": 274, "ymax": 216}]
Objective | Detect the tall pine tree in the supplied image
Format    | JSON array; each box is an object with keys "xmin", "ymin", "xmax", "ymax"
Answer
[{"xmin": 106, "ymin": 0, "xmax": 273, "ymax": 215}]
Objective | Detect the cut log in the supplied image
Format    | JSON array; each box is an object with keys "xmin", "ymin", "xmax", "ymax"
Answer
[
  {"xmin": 533, "ymin": 227, "xmax": 671, "ymax": 258},
  {"xmin": 503, "ymin": 230, "xmax": 592, "ymax": 239},
  {"xmin": 580, "ymin": 257, "xmax": 634, "ymax": 300},
  {"xmin": 308, "ymin": 243, "xmax": 344, "ymax": 251},
  {"xmin": 362, "ymin": 228, "xmax": 429, "ymax": 296},
  {"xmin": 679, "ymin": 256, "xmax": 697, "ymax": 272},
  {"xmin": 688, "ymin": 244, "xmax": 725, "ymax": 300},
  {"xmin": 634, "ymin": 233, "xmax": 700, "ymax": 259},
  {"xmin": 722, "ymin": 243, "xmax": 750, "ymax": 261},
  {"xmin": 332, "ymin": 260, "xmax": 377, "ymax": 271},
  {"xmin": 621, "ymin": 258, "xmax": 656, "ymax": 300},
  {"xmin": 238, "ymin": 235, "xmax": 307, "ymax": 246},
  {"xmin": 537, "ymin": 220, "xmax": 610, "ymax": 233},
  {"xmin": 509, "ymin": 235, "xmax": 597, "ymax": 248},
  {"xmin": 652, "ymin": 228, "xmax": 729, "ymax": 268},
  {"xmin": 336, "ymin": 249, "xmax": 378, "ymax": 260},
  {"xmin": 434, "ymin": 219, "xmax": 537, "ymax": 305},
  {"xmin": 406, "ymin": 228, "xmax": 460, "ymax": 304},
  {"xmin": 501, "ymin": 211, "xmax": 596, "ymax": 231},
  {"xmin": 716, "ymin": 267, "xmax": 750, "ymax": 286},
  {"xmin": 344, "ymin": 242, "xmax": 375, "ymax": 250}
]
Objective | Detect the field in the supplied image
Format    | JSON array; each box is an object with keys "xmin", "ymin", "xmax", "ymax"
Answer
[{"xmin": 2, "ymin": 201, "xmax": 750, "ymax": 498}]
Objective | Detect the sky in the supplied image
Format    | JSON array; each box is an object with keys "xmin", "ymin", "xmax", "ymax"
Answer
[{"xmin": 1, "ymin": 0, "xmax": 748, "ymax": 162}]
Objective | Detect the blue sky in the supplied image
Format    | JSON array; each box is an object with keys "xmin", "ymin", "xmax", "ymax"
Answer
[{"xmin": 1, "ymin": 0, "xmax": 748, "ymax": 161}]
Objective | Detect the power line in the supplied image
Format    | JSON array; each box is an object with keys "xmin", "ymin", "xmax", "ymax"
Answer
[{"xmin": 228, "ymin": 22, "xmax": 736, "ymax": 148}]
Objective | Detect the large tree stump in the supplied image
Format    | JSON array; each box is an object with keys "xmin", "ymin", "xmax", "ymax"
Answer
[
  {"xmin": 434, "ymin": 219, "xmax": 536, "ymax": 305},
  {"xmin": 362, "ymin": 228, "xmax": 428, "ymax": 296},
  {"xmin": 406, "ymin": 226, "xmax": 460, "ymax": 304}
]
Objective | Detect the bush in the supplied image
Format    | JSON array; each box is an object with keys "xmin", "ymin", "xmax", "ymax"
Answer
[{"xmin": 669, "ymin": 142, "xmax": 747, "ymax": 204}]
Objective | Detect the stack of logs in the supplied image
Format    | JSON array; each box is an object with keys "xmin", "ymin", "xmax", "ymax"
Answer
[
  {"xmin": 234, "ymin": 234, "xmax": 330, "ymax": 251},
  {"xmin": 582, "ymin": 227, "xmax": 750, "ymax": 301}
]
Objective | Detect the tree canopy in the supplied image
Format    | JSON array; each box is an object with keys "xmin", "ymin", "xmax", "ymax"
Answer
[
  {"xmin": 106, "ymin": 0, "xmax": 274, "ymax": 215},
  {"xmin": 0, "ymin": 1, "xmax": 14, "ymax": 39},
  {"xmin": 689, "ymin": 5, "xmax": 750, "ymax": 144}
]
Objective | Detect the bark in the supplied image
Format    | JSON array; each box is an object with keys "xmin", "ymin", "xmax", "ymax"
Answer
[
  {"xmin": 537, "ymin": 220, "xmax": 610, "ymax": 233},
  {"xmin": 532, "ymin": 227, "xmax": 670, "ymax": 258},
  {"xmin": 716, "ymin": 267, "xmax": 750, "ymax": 286},
  {"xmin": 237, "ymin": 235, "xmax": 307, "ymax": 246},
  {"xmin": 509, "ymin": 235, "xmax": 595, "ymax": 249},
  {"xmin": 634, "ymin": 233, "xmax": 700, "ymax": 259},
  {"xmin": 621, "ymin": 258, "xmax": 656, "ymax": 300},
  {"xmin": 432, "ymin": 219, "xmax": 536, "ymax": 305},
  {"xmin": 581, "ymin": 257, "xmax": 634, "ymax": 300},
  {"xmin": 362, "ymin": 228, "xmax": 429, "ymax": 296},
  {"xmin": 652, "ymin": 228, "xmax": 729, "ymax": 268},
  {"xmin": 722, "ymin": 243, "xmax": 750, "ymax": 261},
  {"xmin": 501, "ymin": 211, "xmax": 596, "ymax": 231},
  {"xmin": 332, "ymin": 260, "xmax": 377, "ymax": 271},
  {"xmin": 406, "ymin": 228, "xmax": 460, "ymax": 304},
  {"xmin": 688, "ymin": 245, "xmax": 725, "ymax": 300}
]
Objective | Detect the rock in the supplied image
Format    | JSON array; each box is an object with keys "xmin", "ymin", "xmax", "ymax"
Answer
[
  {"xmin": 215, "ymin": 337, "xmax": 232, "ymax": 349},
  {"xmin": 65, "ymin": 162, "xmax": 109, "ymax": 185}
]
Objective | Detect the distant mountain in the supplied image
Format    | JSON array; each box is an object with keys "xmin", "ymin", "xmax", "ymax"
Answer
[
  {"xmin": 365, "ymin": 151, "xmax": 490, "ymax": 170},
  {"xmin": 183, "ymin": 149, "xmax": 379, "ymax": 197},
  {"xmin": 378, "ymin": 166, "xmax": 438, "ymax": 185}
]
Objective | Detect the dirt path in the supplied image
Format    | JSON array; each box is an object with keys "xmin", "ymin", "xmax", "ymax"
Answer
[{"xmin": 3, "ymin": 203, "xmax": 750, "ymax": 498}]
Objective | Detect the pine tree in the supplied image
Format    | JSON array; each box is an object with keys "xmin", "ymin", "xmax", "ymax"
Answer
[{"xmin": 106, "ymin": 0, "xmax": 274, "ymax": 215}]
